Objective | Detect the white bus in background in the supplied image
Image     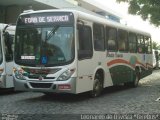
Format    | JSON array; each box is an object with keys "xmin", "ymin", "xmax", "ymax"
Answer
[
  {"xmin": 13, "ymin": 9, "xmax": 152, "ymax": 97},
  {"xmin": 0, "ymin": 24, "xmax": 15, "ymax": 88},
  {"xmin": 152, "ymin": 49, "xmax": 160, "ymax": 69}
]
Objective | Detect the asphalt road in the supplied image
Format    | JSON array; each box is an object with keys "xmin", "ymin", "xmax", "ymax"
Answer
[{"xmin": 0, "ymin": 70, "xmax": 160, "ymax": 120}]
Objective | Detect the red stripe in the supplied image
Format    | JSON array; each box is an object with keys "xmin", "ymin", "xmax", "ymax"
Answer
[
  {"xmin": 107, "ymin": 59, "xmax": 150, "ymax": 69},
  {"xmin": 146, "ymin": 63, "xmax": 153, "ymax": 68},
  {"xmin": 136, "ymin": 61, "xmax": 146, "ymax": 68},
  {"xmin": 107, "ymin": 59, "xmax": 134, "ymax": 68}
]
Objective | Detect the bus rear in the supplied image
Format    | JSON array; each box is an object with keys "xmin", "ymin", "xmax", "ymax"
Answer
[
  {"xmin": 0, "ymin": 24, "xmax": 15, "ymax": 88},
  {"xmin": 13, "ymin": 10, "xmax": 77, "ymax": 94}
]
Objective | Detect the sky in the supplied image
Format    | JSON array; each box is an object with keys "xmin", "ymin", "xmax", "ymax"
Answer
[{"xmin": 94, "ymin": 0, "xmax": 160, "ymax": 44}]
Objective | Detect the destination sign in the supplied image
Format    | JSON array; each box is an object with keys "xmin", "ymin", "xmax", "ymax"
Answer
[
  {"xmin": 24, "ymin": 15, "xmax": 69, "ymax": 24},
  {"xmin": 18, "ymin": 12, "xmax": 74, "ymax": 25}
]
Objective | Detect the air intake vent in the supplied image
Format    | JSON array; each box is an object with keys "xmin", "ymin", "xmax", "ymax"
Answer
[{"xmin": 30, "ymin": 83, "xmax": 52, "ymax": 88}]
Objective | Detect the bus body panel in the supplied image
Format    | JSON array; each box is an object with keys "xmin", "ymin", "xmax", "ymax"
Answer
[
  {"xmin": 76, "ymin": 21, "xmax": 94, "ymax": 93},
  {"xmin": 5, "ymin": 61, "xmax": 14, "ymax": 88},
  {"xmin": 0, "ymin": 24, "xmax": 15, "ymax": 88},
  {"xmin": 0, "ymin": 61, "xmax": 6, "ymax": 88},
  {"xmin": 106, "ymin": 52, "xmax": 152, "ymax": 85}
]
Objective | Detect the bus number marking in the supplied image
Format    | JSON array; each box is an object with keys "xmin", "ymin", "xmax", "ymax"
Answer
[{"xmin": 21, "ymin": 56, "xmax": 35, "ymax": 60}]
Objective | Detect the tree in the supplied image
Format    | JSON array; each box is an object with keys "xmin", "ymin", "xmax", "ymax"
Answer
[
  {"xmin": 116, "ymin": 0, "xmax": 160, "ymax": 26},
  {"xmin": 152, "ymin": 41, "xmax": 160, "ymax": 50}
]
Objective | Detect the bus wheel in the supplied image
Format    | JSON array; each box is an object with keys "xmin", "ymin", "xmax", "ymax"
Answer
[{"xmin": 90, "ymin": 73, "xmax": 103, "ymax": 97}]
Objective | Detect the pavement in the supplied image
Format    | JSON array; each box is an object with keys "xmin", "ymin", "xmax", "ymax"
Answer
[{"xmin": 0, "ymin": 69, "xmax": 160, "ymax": 120}]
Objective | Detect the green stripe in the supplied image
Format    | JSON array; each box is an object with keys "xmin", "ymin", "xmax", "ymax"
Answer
[{"xmin": 109, "ymin": 65, "xmax": 135, "ymax": 85}]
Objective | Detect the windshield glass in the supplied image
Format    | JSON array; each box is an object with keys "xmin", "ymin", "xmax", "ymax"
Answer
[{"xmin": 15, "ymin": 26, "xmax": 74, "ymax": 66}]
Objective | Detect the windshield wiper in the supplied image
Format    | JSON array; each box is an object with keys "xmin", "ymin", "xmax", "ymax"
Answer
[{"xmin": 45, "ymin": 25, "xmax": 59, "ymax": 41}]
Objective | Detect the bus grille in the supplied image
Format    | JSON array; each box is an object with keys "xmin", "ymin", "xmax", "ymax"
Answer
[
  {"xmin": 28, "ymin": 75, "xmax": 55, "ymax": 80},
  {"xmin": 30, "ymin": 83, "xmax": 52, "ymax": 88}
]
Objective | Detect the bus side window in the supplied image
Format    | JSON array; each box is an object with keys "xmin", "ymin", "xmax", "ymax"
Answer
[
  {"xmin": 128, "ymin": 32, "xmax": 137, "ymax": 53},
  {"xmin": 118, "ymin": 29, "xmax": 128, "ymax": 52},
  {"xmin": 106, "ymin": 27, "xmax": 117, "ymax": 51},
  {"xmin": 93, "ymin": 23, "xmax": 105, "ymax": 51},
  {"xmin": 137, "ymin": 35, "xmax": 145, "ymax": 53},
  {"xmin": 144, "ymin": 36, "xmax": 152, "ymax": 54},
  {"xmin": 77, "ymin": 24, "xmax": 93, "ymax": 60},
  {"xmin": 148, "ymin": 37, "xmax": 152, "ymax": 54}
]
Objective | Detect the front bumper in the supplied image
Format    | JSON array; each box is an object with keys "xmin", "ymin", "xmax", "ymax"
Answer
[{"xmin": 14, "ymin": 77, "xmax": 77, "ymax": 94}]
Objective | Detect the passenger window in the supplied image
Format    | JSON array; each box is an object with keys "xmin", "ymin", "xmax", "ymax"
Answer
[
  {"xmin": 129, "ymin": 32, "xmax": 137, "ymax": 53},
  {"xmin": 78, "ymin": 24, "xmax": 93, "ymax": 60},
  {"xmin": 137, "ymin": 35, "xmax": 145, "ymax": 53},
  {"xmin": 118, "ymin": 29, "xmax": 128, "ymax": 52},
  {"xmin": 144, "ymin": 36, "xmax": 152, "ymax": 54},
  {"xmin": 93, "ymin": 23, "xmax": 105, "ymax": 51},
  {"xmin": 106, "ymin": 27, "xmax": 117, "ymax": 51},
  {"xmin": 148, "ymin": 37, "xmax": 152, "ymax": 53}
]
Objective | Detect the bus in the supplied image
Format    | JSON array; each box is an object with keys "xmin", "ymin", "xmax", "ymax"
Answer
[
  {"xmin": 0, "ymin": 24, "xmax": 15, "ymax": 88},
  {"xmin": 152, "ymin": 49, "xmax": 160, "ymax": 69},
  {"xmin": 13, "ymin": 9, "xmax": 152, "ymax": 97}
]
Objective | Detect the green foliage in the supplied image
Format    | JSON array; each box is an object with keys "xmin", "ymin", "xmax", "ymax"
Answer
[
  {"xmin": 152, "ymin": 41, "xmax": 160, "ymax": 50},
  {"xmin": 117, "ymin": 0, "xmax": 160, "ymax": 26}
]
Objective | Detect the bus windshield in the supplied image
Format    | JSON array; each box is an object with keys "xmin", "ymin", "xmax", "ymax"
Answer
[
  {"xmin": 15, "ymin": 12, "xmax": 75, "ymax": 67},
  {"xmin": 15, "ymin": 26, "xmax": 74, "ymax": 66}
]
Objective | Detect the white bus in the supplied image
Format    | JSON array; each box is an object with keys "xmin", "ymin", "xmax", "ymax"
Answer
[
  {"xmin": 13, "ymin": 9, "xmax": 152, "ymax": 97},
  {"xmin": 152, "ymin": 49, "xmax": 160, "ymax": 68},
  {"xmin": 0, "ymin": 24, "xmax": 15, "ymax": 88}
]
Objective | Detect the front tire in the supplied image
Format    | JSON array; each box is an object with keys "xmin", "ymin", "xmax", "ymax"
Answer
[{"xmin": 90, "ymin": 73, "xmax": 103, "ymax": 97}]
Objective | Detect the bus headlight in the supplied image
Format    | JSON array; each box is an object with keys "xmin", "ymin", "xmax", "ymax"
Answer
[
  {"xmin": 58, "ymin": 69, "xmax": 75, "ymax": 81},
  {"xmin": 13, "ymin": 67, "xmax": 26, "ymax": 80}
]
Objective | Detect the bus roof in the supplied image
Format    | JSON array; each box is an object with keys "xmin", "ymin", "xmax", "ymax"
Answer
[{"xmin": 20, "ymin": 9, "xmax": 151, "ymax": 37}]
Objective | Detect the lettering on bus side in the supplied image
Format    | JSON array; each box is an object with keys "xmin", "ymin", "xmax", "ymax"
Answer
[
  {"xmin": 107, "ymin": 52, "xmax": 115, "ymax": 57},
  {"xmin": 116, "ymin": 53, "xmax": 123, "ymax": 58},
  {"xmin": 106, "ymin": 52, "xmax": 123, "ymax": 58}
]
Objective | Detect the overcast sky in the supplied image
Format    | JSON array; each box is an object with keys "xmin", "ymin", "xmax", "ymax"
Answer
[{"xmin": 94, "ymin": 0, "xmax": 160, "ymax": 44}]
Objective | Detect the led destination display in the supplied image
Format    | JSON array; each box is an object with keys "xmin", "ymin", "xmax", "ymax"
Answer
[
  {"xmin": 24, "ymin": 15, "xmax": 69, "ymax": 24},
  {"xmin": 18, "ymin": 12, "xmax": 74, "ymax": 25}
]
